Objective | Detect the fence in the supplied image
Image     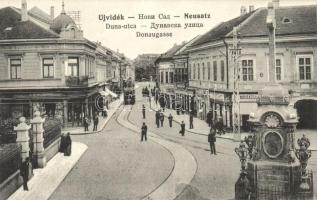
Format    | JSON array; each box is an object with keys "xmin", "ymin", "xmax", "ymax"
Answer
[
  {"xmin": 43, "ymin": 119, "xmax": 62, "ymax": 149},
  {"xmin": 0, "ymin": 143, "xmax": 21, "ymax": 183}
]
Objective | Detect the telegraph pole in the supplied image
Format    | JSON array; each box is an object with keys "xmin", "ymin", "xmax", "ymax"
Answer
[{"xmin": 231, "ymin": 26, "xmax": 241, "ymax": 140}]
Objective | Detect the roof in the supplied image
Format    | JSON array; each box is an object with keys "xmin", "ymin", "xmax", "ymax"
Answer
[
  {"xmin": 51, "ymin": 12, "xmax": 76, "ymax": 33},
  {"xmin": 190, "ymin": 11, "xmax": 255, "ymax": 47},
  {"xmin": 28, "ymin": 6, "xmax": 52, "ymax": 24},
  {"xmin": 190, "ymin": 5, "xmax": 317, "ymax": 48},
  {"xmin": 234, "ymin": 5, "xmax": 317, "ymax": 37},
  {"xmin": 155, "ymin": 43, "xmax": 187, "ymax": 64},
  {"xmin": 0, "ymin": 7, "xmax": 59, "ymax": 40}
]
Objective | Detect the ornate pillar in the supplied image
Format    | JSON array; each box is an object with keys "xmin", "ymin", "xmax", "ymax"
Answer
[
  {"xmin": 14, "ymin": 117, "xmax": 31, "ymax": 162},
  {"xmin": 30, "ymin": 111, "xmax": 46, "ymax": 168}
]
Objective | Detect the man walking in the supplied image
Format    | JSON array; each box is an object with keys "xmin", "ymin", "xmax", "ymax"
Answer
[
  {"xmin": 155, "ymin": 110, "xmax": 160, "ymax": 128},
  {"xmin": 159, "ymin": 112, "xmax": 164, "ymax": 127},
  {"xmin": 93, "ymin": 115, "xmax": 99, "ymax": 131},
  {"xmin": 208, "ymin": 128, "xmax": 217, "ymax": 155},
  {"xmin": 84, "ymin": 117, "xmax": 89, "ymax": 132},
  {"xmin": 168, "ymin": 113, "xmax": 173, "ymax": 128},
  {"xmin": 189, "ymin": 114, "xmax": 194, "ymax": 129},
  {"xmin": 142, "ymin": 104, "xmax": 146, "ymax": 119},
  {"xmin": 20, "ymin": 157, "xmax": 30, "ymax": 191},
  {"xmin": 141, "ymin": 122, "xmax": 148, "ymax": 142},
  {"xmin": 179, "ymin": 121, "xmax": 185, "ymax": 136},
  {"xmin": 207, "ymin": 110, "xmax": 213, "ymax": 127}
]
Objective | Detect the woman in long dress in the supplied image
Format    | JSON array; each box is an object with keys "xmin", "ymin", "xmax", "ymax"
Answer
[{"xmin": 64, "ymin": 132, "xmax": 72, "ymax": 156}]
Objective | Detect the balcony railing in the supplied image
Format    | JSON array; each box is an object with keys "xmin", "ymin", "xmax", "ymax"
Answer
[{"xmin": 65, "ymin": 76, "xmax": 88, "ymax": 87}]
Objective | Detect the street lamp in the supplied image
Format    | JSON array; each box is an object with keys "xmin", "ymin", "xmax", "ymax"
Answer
[{"xmin": 235, "ymin": 141, "xmax": 248, "ymax": 170}]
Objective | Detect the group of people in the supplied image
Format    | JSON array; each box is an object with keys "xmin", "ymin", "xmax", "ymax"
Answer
[
  {"xmin": 206, "ymin": 110, "xmax": 226, "ymax": 135},
  {"xmin": 83, "ymin": 113, "xmax": 100, "ymax": 132},
  {"xmin": 60, "ymin": 132, "xmax": 72, "ymax": 156}
]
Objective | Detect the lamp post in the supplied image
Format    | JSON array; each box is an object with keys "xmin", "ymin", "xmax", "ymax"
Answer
[{"xmin": 235, "ymin": 141, "xmax": 248, "ymax": 170}]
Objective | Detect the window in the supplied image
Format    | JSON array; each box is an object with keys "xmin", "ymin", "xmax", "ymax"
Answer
[
  {"xmin": 197, "ymin": 63, "xmax": 200, "ymax": 80},
  {"xmin": 207, "ymin": 62, "xmax": 211, "ymax": 80},
  {"xmin": 202, "ymin": 63, "xmax": 205, "ymax": 80},
  {"xmin": 213, "ymin": 61, "xmax": 217, "ymax": 81},
  {"xmin": 298, "ymin": 56, "xmax": 312, "ymax": 80},
  {"xmin": 10, "ymin": 59, "xmax": 21, "ymax": 79},
  {"xmin": 242, "ymin": 59, "xmax": 254, "ymax": 81},
  {"xmin": 161, "ymin": 71, "xmax": 164, "ymax": 83},
  {"xmin": 68, "ymin": 57, "xmax": 79, "ymax": 76},
  {"xmin": 170, "ymin": 72, "xmax": 174, "ymax": 83},
  {"xmin": 43, "ymin": 58, "xmax": 54, "ymax": 78},
  {"xmin": 221, "ymin": 60, "xmax": 225, "ymax": 82},
  {"xmin": 165, "ymin": 71, "xmax": 169, "ymax": 83},
  {"xmin": 188, "ymin": 64, "xmax": 191, "ymax": 80},
  {"xmin": 276, "ymin": 59, "xmax": 282, "ymax": 81},
  {"xmin": 193, "ymin": 64, "xmax": 196, "ymax": 79}
]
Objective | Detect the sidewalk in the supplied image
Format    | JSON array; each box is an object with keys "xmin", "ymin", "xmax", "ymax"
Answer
[
  {"xmin": 8, "ymin": 142, "xmax": 87, "ymax": 200},
  {"xmin": 63, "ymin": 97, "xmax": 123, "ymax": 135},
  {"xmin": 149, "ymin": 99, "xmax": 317, "ymax": 150},
  {"xmin": 149, "ymin": 99, "xmax": 249, "ymax": 142}
]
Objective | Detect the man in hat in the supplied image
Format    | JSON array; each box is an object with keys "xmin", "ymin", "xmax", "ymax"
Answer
[
  {"xmin": 141, "ymin": 122, "xmax": 148, "ymax": 142},
  {"xmin": 208, "ymin": 128, "xmax": 217, "ymax": 155},
  {"xmin": 168, "ymin": 113, "xmax": 173, "ymax": 128},
  {"xmin": 179, "ymin": 121, "xmax": 185, "ymax": 136},
  {"xmin": 142, "ymin": 104, "xmax": 146, "ymax": 119}
]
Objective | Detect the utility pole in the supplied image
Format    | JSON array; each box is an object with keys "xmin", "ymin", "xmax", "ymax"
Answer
[{"xmin": 231, "ymin": 26, "xmax": 241, "ymax": 140}]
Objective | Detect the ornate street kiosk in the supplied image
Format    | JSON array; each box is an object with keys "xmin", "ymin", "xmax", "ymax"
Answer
[{"xmin": 235, "ymin": 85, "xmax": 314, "ymax": 200}]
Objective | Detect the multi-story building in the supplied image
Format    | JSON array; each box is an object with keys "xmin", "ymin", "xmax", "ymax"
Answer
[
  {"xmin": 157, "ymin": 0, "xmax": 317, "ymax": 131},
  {"xmin": 0, "ymin": 1, "xmax": 127, "ymax": 127}
]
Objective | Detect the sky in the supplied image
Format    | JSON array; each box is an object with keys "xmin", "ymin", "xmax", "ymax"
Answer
[{"xmin": 0, "ymin": 0, "xmax": 316, "ymax": 59}]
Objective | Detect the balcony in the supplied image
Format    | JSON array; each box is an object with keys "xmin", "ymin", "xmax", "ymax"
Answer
[{"xmin": 65, "ymin": 76, "xmax": 88, "ymax": 87}]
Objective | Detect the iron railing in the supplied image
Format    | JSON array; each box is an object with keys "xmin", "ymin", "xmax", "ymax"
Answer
[{"xmin": 0, "ymin": 143, "xmax": 21, "ymax": 183}]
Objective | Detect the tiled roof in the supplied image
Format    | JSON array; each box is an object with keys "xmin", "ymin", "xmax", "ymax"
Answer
[
  {"xmin": 235, "ymin": 5, "xmax": 317, "ymax": 37},
  {"xmin": 0, "ymin": 7, "xmax": 59, "ymax": 40},
  {"xmin": 28, "ymin": 6, "xmax": 52, "ymax": 24},
  {"xmin": 190, "ymin": 5, "xmax": 317, "ymax": 48},
  {"xmin": 190, "ymin": 11, "xmax": 255, "ymax": 47}
]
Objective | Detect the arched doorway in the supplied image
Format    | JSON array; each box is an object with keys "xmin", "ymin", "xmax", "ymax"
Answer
[{"xmin": 294, "ymin": 99, "xmax": 317, "ymax": 129}]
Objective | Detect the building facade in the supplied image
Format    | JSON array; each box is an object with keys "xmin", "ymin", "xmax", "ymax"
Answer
[
  {"xmin": 0, "ymin": 1, "xmax": 129, "ymax": 127},
  {"xmin": 157, "ymin": 1, "xmax": 317, "ymax": 130}
]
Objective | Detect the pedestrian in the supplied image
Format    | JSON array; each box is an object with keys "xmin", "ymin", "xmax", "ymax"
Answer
[
  {"xmin": 84, "ymin": 117, "xmax": 89, "ymax": 132},
  {"xmin": 20, "ymin": 157, "xmax": 30, "ymax": 191},
  {"xmin": 93, "ymin": 116, "xmax": 99, "ymax": 131},
  {"xmin": 159, "ymin": 112, "xmax": 164, "ymax": 127},
  {"xmin": 168, "ymin": 113, "xmax": 173, "ymax": 128},
  {"xmin": 189, "ymin": 114, "xmax": 194, "ymax": 129},
  {"xmin": 64, "ymin": 132, "xmax": 72, "ymax": 156},
  {"xmin": 216, "ymin": 118, "xmax": 225, "ymax": 135},
  {"xmin": 208, "ymin": 128, "xmax": 217, "ymax": 155},
  {"xmin": 179, "ymin": 121, "xmax": 185, "ymax": 136},
  {"xmin": 155, "ymin": 110, "xmax": 160, "ymax": 128},
  {"xmin": 59, "ymin": 132, "xmax": 66, "ymax": 153},
  {"xmin": 142, "ymin": 104, "xmax": 146, "ymax": 119},
  {"xmin": 207, "ymin": 110, "xmax": 213, "ymax": 127},
  {"xmin": 141, "ymin": 122, "xmax": 148, "ymax": 142},
  {"xmin": 148, "ymin": 95, "xmax": 151, "ymax": 107}
]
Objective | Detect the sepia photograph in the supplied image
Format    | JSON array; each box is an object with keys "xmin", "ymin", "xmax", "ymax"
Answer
[{"xmin": 0, "ymin": 0, "xmax": 317, "ymax": 199}]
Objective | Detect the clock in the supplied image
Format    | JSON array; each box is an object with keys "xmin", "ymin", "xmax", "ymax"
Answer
[{"xmin": 262, "ymin": 112, "xmax": 282, "ymax": 128}]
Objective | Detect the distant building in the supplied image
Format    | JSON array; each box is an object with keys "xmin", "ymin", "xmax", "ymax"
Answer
[{"xmin": 0, "ymin": 1, "xmax": 127, "ymax": 127}]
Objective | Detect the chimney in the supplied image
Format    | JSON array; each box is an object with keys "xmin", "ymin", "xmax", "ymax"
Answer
[
  {"xmin": 240, "ymin": 6, "xmax": 247, "ymax": 16},
  {"xmin": 266, "ymin": 2, "xmax": 276, "ymax": 82},
  {"xmin": 272, "ymin": 0, "xmax": 279, "ymax": 8},
  {"xmin": 21, "ymin": 0, "xmax": 28, "ymax": 22},
  {"xmin": 249, "ymin": 5, "xmax": 255, "ymax": 13},
  {"xmin": 50, "ymin": 6, "xmax": 54, "ymax": 19}
]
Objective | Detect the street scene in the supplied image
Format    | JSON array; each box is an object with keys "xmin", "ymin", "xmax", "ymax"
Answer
[{"xmin": 1, "ymin": 0, "xmax": 317, "ymax": 200}]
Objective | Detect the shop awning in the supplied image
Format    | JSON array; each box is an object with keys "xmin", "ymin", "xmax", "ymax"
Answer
[
  {"xmin": 105, "ymin": 88, "xmax": 118, "ymax": 98},
  {"xmin": 99, "ymin": 91, "xmax": 110, "ymax": 96}
]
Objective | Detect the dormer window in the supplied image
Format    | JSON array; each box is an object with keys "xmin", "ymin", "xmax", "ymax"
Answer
[{"xmin": 282, "ymin": 17, "xmax": 292, "ymax": 24}]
